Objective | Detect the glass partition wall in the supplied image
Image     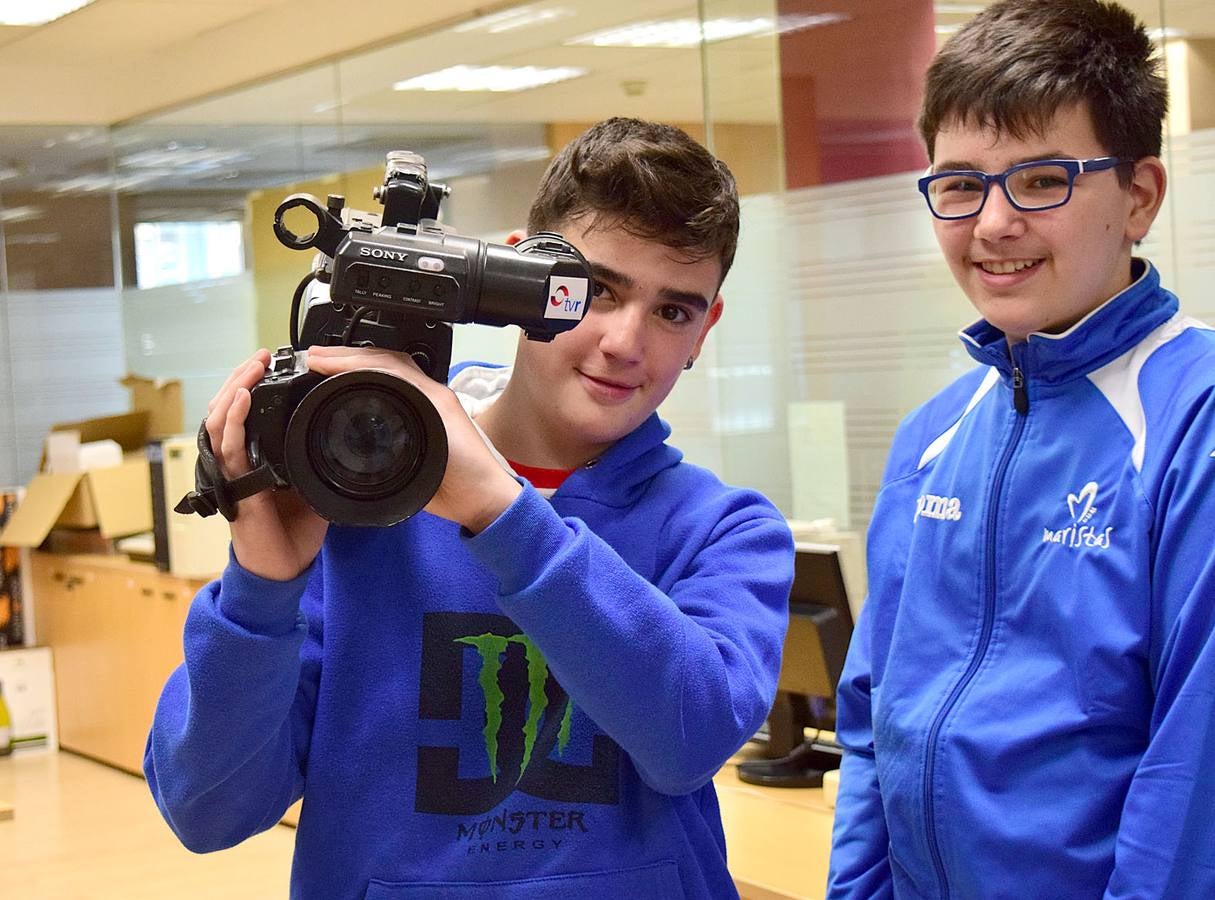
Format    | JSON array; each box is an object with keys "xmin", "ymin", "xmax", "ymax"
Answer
[
  {"xmin": 1, "ymin": 0, "xmax": 1211, "ymax": 534},
  {"xmin": 0, "ymin": 125, "xmax": 126, "ymax": 487}
]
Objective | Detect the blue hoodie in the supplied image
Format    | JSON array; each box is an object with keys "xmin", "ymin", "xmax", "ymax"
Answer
[
  {"xmin": 145, "ymin": 365, "xmax": 793, "ymax": 900},
  {"xmin": 828, "ymin": 262, "xmax": 1215, "ymax": 898}
]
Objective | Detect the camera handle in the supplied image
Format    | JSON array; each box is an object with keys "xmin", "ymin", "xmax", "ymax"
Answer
[
  {"xmin": 173, "ymin": 420, "xmax": 281, "ymax": 521},
  {"xmin": 273, "ymin": 194, "xmax": 348, "ymax": 258}
]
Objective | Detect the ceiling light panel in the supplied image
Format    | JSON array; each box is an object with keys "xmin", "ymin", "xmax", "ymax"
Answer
[
  {"xmin": 50, "ymin": 173, "xmax": 156, "ymax": 193},
  {"xmin": 453, "ymin": 5, "xmax": 574, "ymax": 34},
  {"xmin": 778, "ymin": 13, "xmax": 850, "ymax": 34},
  {"xmin": 0, "ymin": 205, "xmax": 42, "ymax": 223},
  {"xmin": 567, "ymin": 14, "xmax": 849, "ymax": 49},
  {"xmin": 568, "ymin": 18, "xmax": 757, "ymax": 48},
  {"xmin": 117, "ymin": 144, "xmax": 251, "ymax": 177},
  {"xmin": 932, "ymin": 3, "xmax": 987, "ymax": 14},
  {"xmin": 0, "ymin": 0, "xmax": 94, "ymax": 26},
  {"xmin": 393, "ymin": 65, "xmax": 586, "ymax": 93}
]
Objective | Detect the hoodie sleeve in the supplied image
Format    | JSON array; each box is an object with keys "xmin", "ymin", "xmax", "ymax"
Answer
[
  {"xmin": 143, "ymin": 549, "xmax": 322, "ymax": 852},
  {"xmin": 464, "ymin": 482, "xmax": 792, "ymax": 796},
  {"xmin": 1104, "ymin": 393, "xmax": 1215, "ymax": 899}
]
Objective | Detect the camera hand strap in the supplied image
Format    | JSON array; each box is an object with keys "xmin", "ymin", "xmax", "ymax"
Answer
[{"xmin": 173, "ymin": 420, "xmax": 281, "ymax": 521}]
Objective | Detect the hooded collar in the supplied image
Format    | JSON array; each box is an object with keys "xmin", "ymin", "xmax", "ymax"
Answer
[
  {"xmin": 959, "ymin": 260, "xmax": 1179, "ymax": 384},
  {"xmin": 448, "ymin": 362, "xmax": 682, "ymax": 508}
]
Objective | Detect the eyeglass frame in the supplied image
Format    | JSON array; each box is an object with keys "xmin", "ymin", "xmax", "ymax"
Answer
[{"xmin": 917, "ymin": 156, "xmax": 1130, "ymax": 221}]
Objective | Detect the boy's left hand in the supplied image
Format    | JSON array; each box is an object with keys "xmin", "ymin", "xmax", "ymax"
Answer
[{"xmin": 306, "ymin": 345, "xmax": 522, "ymax": 533}]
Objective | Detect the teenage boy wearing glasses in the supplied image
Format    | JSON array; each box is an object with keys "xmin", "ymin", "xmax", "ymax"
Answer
[
  {"xmin": 144, "ymin": 119, "xmax": 794, "ymax": 899},
  {"xmin": 829, "ymin": 1, "xmax": 1215, "ymax": 897}
]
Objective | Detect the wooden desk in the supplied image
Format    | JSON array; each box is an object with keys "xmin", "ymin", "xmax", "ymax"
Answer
[{"xmin": 715, "ymin": 746, "xmax": 836, "ymax": 900}]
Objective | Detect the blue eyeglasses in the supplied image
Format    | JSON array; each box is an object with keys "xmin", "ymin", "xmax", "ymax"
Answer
[{"xmin": 918, "ymin": 157, "xmax": 1128, "ymax": 220}]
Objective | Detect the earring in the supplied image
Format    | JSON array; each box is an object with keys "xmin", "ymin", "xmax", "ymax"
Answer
[{"xmin": 684, "ymin": 357, "xmax": 694, "ymax": 371}]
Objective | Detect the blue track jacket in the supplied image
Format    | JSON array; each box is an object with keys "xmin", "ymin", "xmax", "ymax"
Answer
[
  {"xmin": 828, "ymin": 261, "xmax": 1215, "ymax": 898},
  {"xmin": 145, "ymin": 364, "xmax": 793, "ymax": 900}
]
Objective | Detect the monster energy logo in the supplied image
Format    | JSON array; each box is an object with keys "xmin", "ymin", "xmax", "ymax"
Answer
[
  {"xmin": 455, "ymin": 632, "xmax": 574, "ymax": 782},
  {"xmin": 416, "ymin": 611, "xmax": 620, "ymax": 816}
]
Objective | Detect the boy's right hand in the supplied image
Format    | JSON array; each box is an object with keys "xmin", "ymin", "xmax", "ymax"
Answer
[{"xmin": 206, "ymin": 350, "xmax": 328, "ymax": 582}]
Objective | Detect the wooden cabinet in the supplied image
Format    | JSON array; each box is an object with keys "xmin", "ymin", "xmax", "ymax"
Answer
[{"xmin": 31, "ymin": 552, "xmax": 208, "ymax": 774}]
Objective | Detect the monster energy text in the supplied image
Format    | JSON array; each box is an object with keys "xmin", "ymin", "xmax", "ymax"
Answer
[{"xmin": 457, "ymin": 808, "xmax": 590, "ymax": 854}]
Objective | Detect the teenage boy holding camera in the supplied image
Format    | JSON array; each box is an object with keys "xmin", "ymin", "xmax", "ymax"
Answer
[
  {"xmin": 145, "ymin": 118, "xmax": 793, "ymax": 899},
  {"xmin": 829, "ymin": 2, "xmax": 1215, "ymax": 897}
]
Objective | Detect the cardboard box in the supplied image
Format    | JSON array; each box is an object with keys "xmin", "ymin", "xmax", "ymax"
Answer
[
  {"xmin": 0, "ymin": 646, "xmax": 57, "ymax": 752},
  {"xmin": 0, "ymin": 374, "xmax": 182, "ymax": 550},
  {"xmin": 120, "ymin": 374, "xmax": 183, "ymax": 441},
  {"xmin": 0, "ymin": 451, "xmax": 152, "ymax": 547},
  {"xmin": 41, "ymin": 527, "xmax": 123, "ymax": 556}
]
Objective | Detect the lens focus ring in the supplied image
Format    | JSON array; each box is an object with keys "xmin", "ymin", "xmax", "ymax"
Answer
[{"xmin": 283, "ymin": 370, "xmax": 448, "ymax": 526}]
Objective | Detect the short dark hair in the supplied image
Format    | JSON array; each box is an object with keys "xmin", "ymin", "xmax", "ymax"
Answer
[
  {"xmin": 919, "ymin": 0, "xmax": 1168, "ymax": 177},
  {"xmin": 527, "ymin": 118, "xmax": 740, "ymax": 281}
]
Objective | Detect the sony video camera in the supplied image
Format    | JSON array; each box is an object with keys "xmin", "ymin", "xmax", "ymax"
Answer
[{"xmin": 176, "ymin": 151, "xmax": 594, "ymax": 527}]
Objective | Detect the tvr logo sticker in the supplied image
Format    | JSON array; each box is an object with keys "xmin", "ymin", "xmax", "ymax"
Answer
[{"xmin": 544, "ymin": 277, "xmax": 589, "ymax": 321}]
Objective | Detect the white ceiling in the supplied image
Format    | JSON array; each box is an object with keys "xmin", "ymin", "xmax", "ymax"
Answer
[
  {"xmin": 0, "ymin": 0, "xmax": 1208, "ymax": 129},
  {"xmin": 0, "ymin": 0, "xmax": 1208, "ymax": 202},
  {"xmin": 0, "ymin": 0, "xmax": 779, "ymax": 198},
  {"xmin": 137, "ymin": 0, "xmax": 777, "ymax": 129},
  {"xmin": 0, "ymin": 0, "xmax": 497, "ymax": 125}
]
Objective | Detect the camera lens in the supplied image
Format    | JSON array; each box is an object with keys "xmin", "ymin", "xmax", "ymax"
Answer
[
  {"xmin": 311, "ymin": 388, "xmax": 419, "ymax": 493},
  {"xmin": 284, "ymin": 370, "xmax": 447, "ymax": 526}
]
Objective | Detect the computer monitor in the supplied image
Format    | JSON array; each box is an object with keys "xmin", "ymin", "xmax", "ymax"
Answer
[{"xmin": 737, "ymin": 542, "xmax": 855, "ymax": 788}]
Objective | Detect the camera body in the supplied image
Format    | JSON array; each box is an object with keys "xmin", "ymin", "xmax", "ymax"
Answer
[
  {"xmin": 275, "ymin": 151, "xmax": 593, "ymax": 383},
  {"xmin": 244, "ymin": 350, "xmax": 320, "ymax": 478},
  {"xmin": 242, "ymin": 348, "xmax": 448, "ymax": 527},
  {"xmin": 293, "ymin": 224, "xmax": 593, "ymax": 383},
  {"xmin": 178, "ymin": 151, "xmax": 594, "ymax": 527}
]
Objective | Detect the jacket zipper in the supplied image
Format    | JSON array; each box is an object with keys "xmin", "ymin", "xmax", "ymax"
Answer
[
  {"xmin": 922, "ymin": 361, "xmax": 1029, "ymax": 897},
  {"xmin": 1012, "ymin": 366, "xmax": 1029, "ymax": 414}
]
